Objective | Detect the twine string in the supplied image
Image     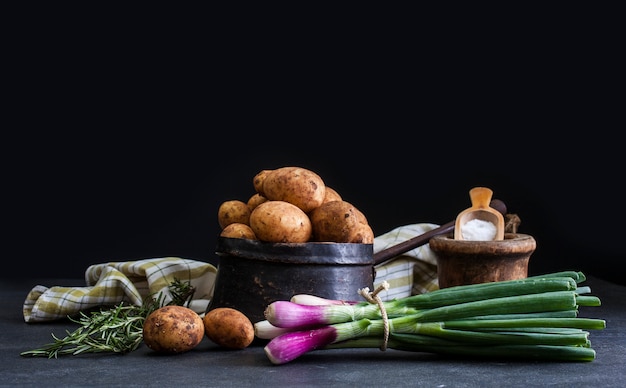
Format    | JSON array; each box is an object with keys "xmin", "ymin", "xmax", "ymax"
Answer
[{"xmin": 358, "ymin": 281, "xmax": 390, "ymax": 351}]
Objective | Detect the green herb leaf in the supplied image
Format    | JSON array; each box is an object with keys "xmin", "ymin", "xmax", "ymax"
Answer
[{"xmin": 20, "ymin": 280, "xmax": 194, "ymax": 358}]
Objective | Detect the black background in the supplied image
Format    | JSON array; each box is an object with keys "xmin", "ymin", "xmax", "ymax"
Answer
[{"xmin": 4, "ymin": 7, "xmax": 624, "ymax": 285}]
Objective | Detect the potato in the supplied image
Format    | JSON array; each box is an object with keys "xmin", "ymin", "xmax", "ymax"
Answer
[
  {"xmin": 246, "ymin": 193, "xmax": 268, "ymax": 211},
  {"xmin": 249, "ymin": 200, "xmax": 312, "ymax": 243},
  {"xmin": 218, "ymin": 200, "xmax": 251, "ymax": 229},
  {"xmin": 252, "ymin": 169, "xmax": 273, "ymax": 196},
  {"xmin": 309, "ymin": 200, "xmax": 371, "ymax": 243},
  {"xmin": 262, "ymin": 166, "xmax": 326, "ymax": 213},
  {"xmin": 348, "ymin": 222, "xmax": 375, "ymax": 243},
  {"xmin": 142, "ymin": 305, "xmax": 205, "ymax": 354},
  {"xmin": 203, "ymin": 307, "xmax": 255, "ymax": 349},
  {"xmin": 220, "ymin": 223, "xmax": 257, "ymax": 240},
  {"xmin": 353, "ymin": 205, "xmax": 369, "ymax": 225},
  {"xmin": 322, "ymin": 186, "xmax": 342, "ymax": 204}
]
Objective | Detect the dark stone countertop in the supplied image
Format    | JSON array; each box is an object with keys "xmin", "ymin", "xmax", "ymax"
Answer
[{"xmin": 1, "ymin": 275, "xmax": 624, "ymax": 388}]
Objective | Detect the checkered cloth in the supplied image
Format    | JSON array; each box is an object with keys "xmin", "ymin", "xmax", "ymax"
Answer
[
  {"xmin": 22, "ymin": 224, "xmax": 441, "ymax": 323},
  {"xmin": 23, "ymin": 257, "xmax": 217, "ymax": 323},
  {"xmin": 373, "ymin": 223, "xmax": 440, "ymax": 301}
]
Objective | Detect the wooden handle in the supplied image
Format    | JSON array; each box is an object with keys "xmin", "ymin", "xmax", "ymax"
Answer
[
  {"xmin": 469, "ymin": 187, "xmax": 493, "ymax": 209},
  {"xmin": 372, "ymin": 199, "xmax": 507, "ymax": 266},
  {"xmin": 455, "ymin": 187, "xmax": 505, "ymax": 241}
]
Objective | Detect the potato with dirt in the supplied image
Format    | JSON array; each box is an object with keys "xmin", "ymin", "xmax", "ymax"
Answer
[
  {"xmin": 220, "ymin": 223, "xmax": 257, "ymax": 240},
  {"xmin": 322, "ymin": 186, "xmax": 342, "ymax": 204},
  {"xmin": 218, "ymin": 199, "xmax": 251, "ymax": 229},
  {"xmin": 203, "ymin": 307, "xmax": 255, "ymax": 349},
  {"xmin": 309, "ymin": 200, "xmax": 373, "ymax": 243},
  {"xmin": 246, "ymin": 193, "xmax": 268, "ymax": 211},
  {"xmin": 249, "ymin": 200, "xmax": 312, "ymax": 243},
  {"xmin": 347, "ymin": 222, "xmax": 375, "ymax": 244},
  {"xmin": 142, "ymin": 305, "xmax": 205, "ymax": 354},
  {"xmin": 261, "ymin": 167, "xmax": 326, "ymax": 213},
  {"xmin": 252, "ymin": 169, "xmax": 273, "ymax": 197}
]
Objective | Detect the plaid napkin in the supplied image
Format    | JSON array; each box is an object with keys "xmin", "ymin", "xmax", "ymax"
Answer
[
  {"xmin": 23, "ymin": 224, "xmax": 441, "ymax": 323},
  {"xmin": 23, "ymin": 257, "xmax": 217, "ymax": 323},
  {"xmin": 373, "ymin": 223, "xmax": 440, "ymax": 301}
]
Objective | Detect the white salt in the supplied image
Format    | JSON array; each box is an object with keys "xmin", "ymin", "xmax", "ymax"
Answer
[{"xmin": 461, "ymin": 219, "xmax": 497, "ymax": 241}]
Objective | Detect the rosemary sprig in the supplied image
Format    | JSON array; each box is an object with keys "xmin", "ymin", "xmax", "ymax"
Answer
[
  {"xmin": 20, "ymin": 279, "xmax": 195, "ymax": 358},
  {"xmin": 168, "ymin": 277, "xmax": 196, "ymax": 307}
]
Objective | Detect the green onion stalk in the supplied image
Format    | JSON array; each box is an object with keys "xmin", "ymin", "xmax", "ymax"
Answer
[{"xmin": 259, "ymin": 271, "xmax": 606, "ymax": 365}]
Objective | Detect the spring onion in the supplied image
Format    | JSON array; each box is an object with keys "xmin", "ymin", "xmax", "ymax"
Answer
[
  {"xmin": 328, "ymin": 336, "xmax": 598, "ymax": 362},
  {"xmin": 290, "ymin": 294, "xmax": 359, "ymax": 306},
  {"xmin": 265, "ymin": 276, "xmax": 582, "ymax": 329},
  {"xmin": 259, "ymin": 271, "xmax": 606, "ymax": 364}
]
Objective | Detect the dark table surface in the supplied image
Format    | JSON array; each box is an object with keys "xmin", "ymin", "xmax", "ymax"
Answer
[{"xmin": 1, "ymin": 275, "xmax": 624, "ymax": 388}]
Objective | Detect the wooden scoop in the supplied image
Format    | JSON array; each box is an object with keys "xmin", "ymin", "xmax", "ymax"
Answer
[
  {"xmin": 454, "ymin": 187, "xmax": 505, "ymax": 241},
  {"xmin": 372, "ymin": 199, "xmax": 507, "ymax": 266}
]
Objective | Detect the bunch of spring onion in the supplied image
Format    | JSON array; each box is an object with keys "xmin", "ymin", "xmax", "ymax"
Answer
[{"xmin": 255, "ymin": 271, "xmax": 606, "ymax": 365}]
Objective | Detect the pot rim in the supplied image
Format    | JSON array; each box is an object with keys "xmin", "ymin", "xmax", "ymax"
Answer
[
  {"xmin": 215, "ymin": 236, "xmax": 374, "ymax": 265},
  {"xmin": 430, "ymin": 233, "xmax": 537, "ymax": 254}
]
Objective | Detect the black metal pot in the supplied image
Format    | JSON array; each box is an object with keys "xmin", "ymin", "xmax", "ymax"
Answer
[{"xmin": 206, "ymin": 237, "xmax": 374, "ymax": 327}]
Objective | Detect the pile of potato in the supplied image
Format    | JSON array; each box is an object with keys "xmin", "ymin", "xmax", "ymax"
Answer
[{"xmin": 217, "ymin": 166, "xmax": 374, "ymax": 244}]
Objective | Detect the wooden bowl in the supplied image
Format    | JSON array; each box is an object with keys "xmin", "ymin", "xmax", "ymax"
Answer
[{"xmin": 429, "ymin": 233, "xmax": 536, "ymax": 288}]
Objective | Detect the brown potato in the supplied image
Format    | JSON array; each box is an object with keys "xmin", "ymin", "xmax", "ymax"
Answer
[
  {"xmin": 262, "ymin": 166, "xmax": 326, "ymax": 213},
  {"xmin": 353, "ymin": 205, "xmax": 369, "ymax": 225},
  {"xmin": 309, "ymin": 200, "xmax": 370, "ymax": 243},
  {"xmin": 249, "ymin": 200, "xmax": 312, "ymax": 243},
  {"xmin": 220, "ymin": 223, "xmax": 257, "ymax": 240},
  {"xmin": 322, "ymin": 186, "xmax": 342, "ymax": 204},
  {"xmin": 252, "ymin": 169, "xmax": 273, "ymax": 196},
  {"xmin": 203, "ymin": 307, "xmax": 255, "ymax": 349},
  {"xmin": 246, "ymin": 193, "xmax": 268, "ymax": 211},
  {"xmin": 218, "ymin": 200, "xmax": 251, "ymax": 229},
  {"xmin": 348, "ymin": 222, "xmax": 375, "ymax": 243},
  {"xmin": 142, "ymin": 305, "xmax": 205, "ymax": 354}
]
